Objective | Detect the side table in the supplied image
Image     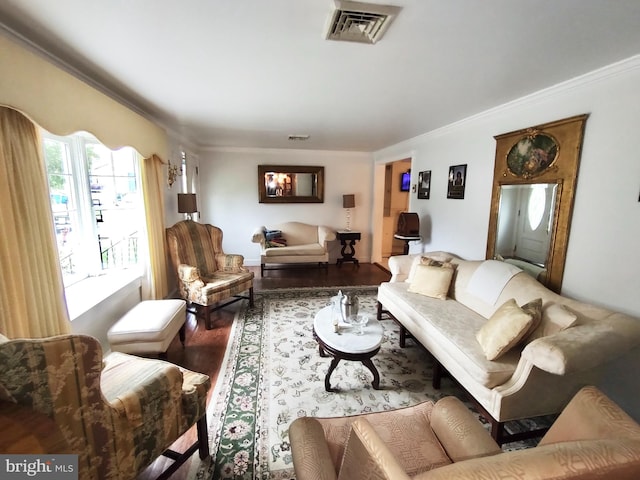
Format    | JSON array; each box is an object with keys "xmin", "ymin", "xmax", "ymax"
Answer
[
  {"xmin": 336, "ymin": 231, "xmax": 361, "ymax": 266},
  {"xmin": 393, "ymin": 234, "xmax": 421, "ymax": 255}
]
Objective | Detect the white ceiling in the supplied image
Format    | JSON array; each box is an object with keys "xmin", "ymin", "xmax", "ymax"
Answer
[{"xmin": 2, "ymin": 0, "xmax": 640, "ymax": 152}]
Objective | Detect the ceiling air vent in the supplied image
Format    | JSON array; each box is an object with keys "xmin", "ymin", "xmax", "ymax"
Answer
[{"xmin": 325, "ymin": 0, "xmax": 401, "ymax": 44}]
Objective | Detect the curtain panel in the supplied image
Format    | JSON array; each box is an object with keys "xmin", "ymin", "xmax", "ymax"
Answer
[
  {"xmin": 0, "ymin": 107, "xmax": 71, "ymax": 338},
  {"xmin": 141, "ymin": 154, "xmax": 169, "ymax": 300}
]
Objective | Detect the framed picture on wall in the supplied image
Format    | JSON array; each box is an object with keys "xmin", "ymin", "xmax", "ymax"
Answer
[
  {"xmin": 447, "ymin": 164, "xmax": 467, "ymax": 199},
  {"xmin": 417, "ymin": 170, "xmax": 431, "ymax": 199}
]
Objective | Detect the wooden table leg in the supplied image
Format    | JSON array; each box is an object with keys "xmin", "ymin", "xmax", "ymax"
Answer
[
  {"xmin": 361, "ymin": 358, "xmax": 381, "ymax": 389},
  {"xmin": 325, "ymin": 357, "xmax": 341, "ymax": 392}
]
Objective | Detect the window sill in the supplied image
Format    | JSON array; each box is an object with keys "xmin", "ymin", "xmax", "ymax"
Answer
[{"xmin": 66, "ymin": 269, "xmax": 143, "ymax": 321}]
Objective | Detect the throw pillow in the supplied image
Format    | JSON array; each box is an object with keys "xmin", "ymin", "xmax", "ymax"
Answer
[
  {"xmin": 265, "ymin": 229, "xmax": 283, "ymax": 241},
  {"xmin": 406, "ymin": 254, "xmax": 454, "ymax": 283},
  {"xmin": 407, "ymin": 263, "xmax": 454, "ymax": 300},
  {"xmin": 476, "ymin": 298, "xmax": 535, "ymax": 360},
  {"xmin": 520, "ymin": 298, "xmax": 543, "ymax": 342},
  {"xmin": 525, "ymin": 302, "xmax": 578, "ymax": 342}
]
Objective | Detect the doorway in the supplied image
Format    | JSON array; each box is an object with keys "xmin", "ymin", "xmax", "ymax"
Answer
[{"xmin": 373, "ymin": 158, "xmax": 411, "ymax": 271}]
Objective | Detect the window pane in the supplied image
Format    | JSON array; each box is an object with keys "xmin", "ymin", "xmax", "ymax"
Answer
[
  {"xmin": 44, "ymin": 133, "xmax": 144, "ymax": 286},
  {"xmin": 44, "ymin": 137, "xmax": 84, "ymax": 283},
  {"xmin": 86, "ymin": 141, "xmax": 142, "ymax": 271}
]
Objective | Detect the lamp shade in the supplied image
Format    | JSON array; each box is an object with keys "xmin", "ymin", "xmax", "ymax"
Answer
[
  {"xmin": 342, "ymin": 194, "xmax": 355, "ymax": 209},
  {"xmin": 177, "ymin": 193, "xmax": 198, "ymax": 213}
]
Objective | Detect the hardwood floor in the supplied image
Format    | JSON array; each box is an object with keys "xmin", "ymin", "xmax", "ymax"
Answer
[{"xmin": 138, "ymin": 263, "xmax": 391, "ymax": 480}]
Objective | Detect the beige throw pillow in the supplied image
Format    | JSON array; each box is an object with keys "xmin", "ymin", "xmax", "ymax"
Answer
[
  {"xmin": 406, "ymin": 254, "xmax": 454, "ymax": 283},
  {"xmin": 408, "ymin": 264, "xmax": 454, "ymax": 300},
  {"xmin": 520, "ymin": 298, "xmax": 543, "ymax": 342},
  {"xmin": 526, "ymin": 302, "xmax": 578, "ymax": 342},
  {"xmin": 476, "ymin": 298, "xmax": 535, "ymax": 360}
]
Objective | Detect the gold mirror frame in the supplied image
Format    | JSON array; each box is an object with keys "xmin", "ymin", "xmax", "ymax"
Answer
[
  {"xmin": 258, "ymin": 165, "xmax": 324, "ymax": 203},
  {"xmin": 486, "ymin": 114, "xmax": 588, "ymax": 293}
]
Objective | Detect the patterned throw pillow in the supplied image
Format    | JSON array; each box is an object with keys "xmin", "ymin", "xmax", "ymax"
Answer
[{"xmin": 406, "ymin": 254, "xmax": 454, "ymax": 283}]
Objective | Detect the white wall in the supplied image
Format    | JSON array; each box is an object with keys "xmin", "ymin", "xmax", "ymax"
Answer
[
  {"xmin": 375, "ymin": 56, "xmax": 640, "ymax": 318},
  {"xmin": 198, "ymin": 148, "xmax": 374, "ymax": 265}
]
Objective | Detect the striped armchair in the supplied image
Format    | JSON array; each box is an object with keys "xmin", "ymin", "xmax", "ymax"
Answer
[
  {"xmin": 166, "ymin": 220, "xmax": 255, "ymax": 329},
  {"xmin": 0, "ymin": 334, "xmax": 210, "ymax": 480}
]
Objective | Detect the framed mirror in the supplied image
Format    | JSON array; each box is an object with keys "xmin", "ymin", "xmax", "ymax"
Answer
[
  {"xmin": 486, "ymin": 114, "xmax": 588, "ymax": 292},
  {"xmin": 258, "ymin": 165, "xmax": 324, "ymax": 203}
]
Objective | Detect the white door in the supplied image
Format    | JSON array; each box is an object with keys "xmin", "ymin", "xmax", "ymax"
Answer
[{"xmin": 514, "ymin": 184, "xmax": 557, "ymax": 265}]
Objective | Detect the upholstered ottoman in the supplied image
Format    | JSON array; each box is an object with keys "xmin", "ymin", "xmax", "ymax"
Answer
[{"xmin": 108, "ymin": 299, "xmax": 187, "ymax": 357}]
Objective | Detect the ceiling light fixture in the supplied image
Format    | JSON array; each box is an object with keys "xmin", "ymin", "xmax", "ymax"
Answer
[{"xmin": 288, "ymin": 134, "xmax": 310, "ymax": 141}]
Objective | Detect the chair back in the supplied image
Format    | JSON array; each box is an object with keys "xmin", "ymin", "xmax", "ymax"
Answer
[
  {"xmin": 0, "ymin": 335, "xmax": 124, "ymax": 477},
  {"xmin": 166, "ymin": 220, "xmax": 224, "ymax": 276}
]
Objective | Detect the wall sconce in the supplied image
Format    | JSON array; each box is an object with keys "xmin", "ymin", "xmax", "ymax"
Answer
[
  {"xmin": 343, "ymin": 194, "xmax": 355, "ymax": 231},
  {"xmin": 167, "ymin": 159, "xmax": 182, "ymax": 188},
  {"xmin": 178, "ymin": 193, "xmax": 198, "ymax": 221}
]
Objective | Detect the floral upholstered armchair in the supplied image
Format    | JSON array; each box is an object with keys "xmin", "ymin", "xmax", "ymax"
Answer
[
  {"xmin": 166, "ymin": 220, "xmax": 255, "ymax": 329},
  {"xmin": 0, "ymin": 333, "xmax": 210, "ymax": 480}
]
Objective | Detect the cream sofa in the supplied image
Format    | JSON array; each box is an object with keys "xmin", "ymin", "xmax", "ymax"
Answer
[
  {"xmin": 290, "ymin": 386, "xmax": 640, "ymax": 479},
  {"xmin": 251, "ymin": 222, "xmax": 336, "ymax": 276},
  {"xmin": 377, "ymin": 252, "xmax": 640, "ymax": 444}
]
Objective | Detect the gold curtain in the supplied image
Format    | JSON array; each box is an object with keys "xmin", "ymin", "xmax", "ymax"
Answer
[
  {"xmin": 0, "ymin": 107, "xmax": 70, "ymax": 338},
  {"xmin": 140, "ymin": 154, "xmax": 169, "ymax": 300}
]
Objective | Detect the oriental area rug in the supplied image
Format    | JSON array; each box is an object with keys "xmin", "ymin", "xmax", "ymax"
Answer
[{"xmin": 189, "ymin": 286, "xmax": 540, "ymax": 480}]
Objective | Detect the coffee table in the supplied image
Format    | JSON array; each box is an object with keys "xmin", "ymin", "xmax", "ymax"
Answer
[{"xmin": 313, "ymin": 305, "xmax": 384, "ymax": 392}]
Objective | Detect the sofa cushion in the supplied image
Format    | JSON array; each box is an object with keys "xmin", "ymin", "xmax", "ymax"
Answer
[
  {"xmin": 476, "ymin": 298, "xmax": 536, "ymax": 361},
  {"xmin": 407, "ymin": 264, "xmax": 454, "ymax": 300},
  {"xmin": 526, "ymin": 302, "xmax": 578, "ymax": 342},
  {"xmin": 263, "ymin": 243, "xmax": 326, "ymax": 257}
]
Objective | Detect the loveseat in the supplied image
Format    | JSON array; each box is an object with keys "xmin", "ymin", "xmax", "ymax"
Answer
[
  {"xmin": 251, "ymin": 221, "xmax": 336, "ymax": 275},
  {"xmin": 377, "ymin": 252, "xmax": 640, "ymax": 443},
  {"xmin": 290, "ymin": 385, "xmax": 640, "ymax": 479}
]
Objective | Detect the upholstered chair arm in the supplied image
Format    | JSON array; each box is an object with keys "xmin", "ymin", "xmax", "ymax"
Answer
[
  {"xmin": 413, "ymin": 438, "xmax": 640, "ymax": 480},
  {"xmin": 177, "ymin": 264, "xmax": 202, "ymax": 283},
  {"xmin": 252, "ymin": 226, "xmax": 267, "ymax": 245},
  {"xmin": 388, "ymin": 254, "xmax": 419, "ymax": 282},
  {"xmin": 318, "ymin": 226, "xmax": 336, "ymax": 245},
  {"xmin": 101, "ymin": 352, "xmax": 185, "ymax": 429},
  {"xmin": 539, "ymin": 385, "xmax": 640, "ymax": 445},
  {"xmin": 215, "ymin": 253, "xmax": 247, "ymax": 272},
  {"xmin": 289, "ymin": 417, "xmax": 338, "ymax": 480},
  {"xmin": 430, "ymin": 396, "xmax": 501, "ymax": 462},
  {"xmin": 521, "ymin": 314, "xmax": 640, "ymax": 375}
]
